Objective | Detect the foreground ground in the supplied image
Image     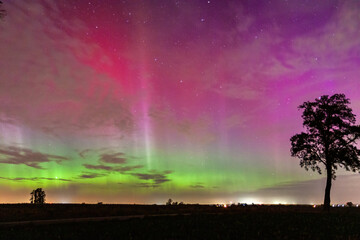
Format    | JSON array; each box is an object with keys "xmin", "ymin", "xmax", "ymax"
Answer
[{"xmin": 1, "ymin": 204, "xmax": 360, "ymax": 239}]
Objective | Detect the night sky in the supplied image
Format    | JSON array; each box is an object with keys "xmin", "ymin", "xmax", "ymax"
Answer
[{"xmin": 1, "ymin": 0, "xmax": 360, "ymax": 204}]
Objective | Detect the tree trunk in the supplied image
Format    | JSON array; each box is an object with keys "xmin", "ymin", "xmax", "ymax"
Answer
[{"xmin": 323, "ymin": 165, "xmax": 332, "ymax": 211}]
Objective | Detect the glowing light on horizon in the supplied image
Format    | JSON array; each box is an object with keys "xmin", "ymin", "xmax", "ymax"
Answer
[{"xmin": 238, "ymin": 198, "xmax": 262, "ymax": 205}]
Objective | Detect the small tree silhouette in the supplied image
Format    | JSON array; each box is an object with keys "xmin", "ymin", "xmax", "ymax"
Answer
[
  {"xmin": 30, "ymin": 188, "xmax": 46, "ymax": 204},
  {"xmin": 290, "ymin": 94, "xmax": 360, "ymax": 211},
  {"xmin": 166, "ymin": 198, "xmax": 172, "ymax": 205}
]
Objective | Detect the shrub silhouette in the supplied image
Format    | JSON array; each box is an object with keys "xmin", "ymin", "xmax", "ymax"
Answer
[{"xmin": 166, "ymin": 198, "xmax": 172, "ymax": 205}]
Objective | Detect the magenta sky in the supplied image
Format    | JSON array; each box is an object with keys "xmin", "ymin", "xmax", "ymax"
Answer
[{"xmin": 0, "ymin": 0, "xmax": 360, "ymax": 204}]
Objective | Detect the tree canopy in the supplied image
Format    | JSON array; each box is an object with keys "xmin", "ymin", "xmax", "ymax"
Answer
[
  {"xmin": 290, "ymin": 93, "xmax": 360, "ymax": 210},
  {"xmin": 30, "ymin": 188, "xmax": 46, "ymax": 204}
]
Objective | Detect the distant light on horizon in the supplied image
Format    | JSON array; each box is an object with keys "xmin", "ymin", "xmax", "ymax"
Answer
[{"xmin": 238, "ymin": 198, "xmax": 262, "ymax": 205}]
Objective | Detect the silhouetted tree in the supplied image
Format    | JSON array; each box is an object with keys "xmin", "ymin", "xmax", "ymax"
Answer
[
  {"xmin": 166, "ymin": 198, "xmax": 172, "ymax": 205},
  {"xmin": 291, "ymin": 94, "xmax": 360, "ymax": 211},
  {"xmin": 0, "ymin": 1, "xmax": 6, "ymax": 19},
  {"xmin": 347, "ymin": 202, "xmax": 354, "ymax": 207},
  {"xmin": 30, "ymin": 188, "xmax": 46, "ymax": 204}
]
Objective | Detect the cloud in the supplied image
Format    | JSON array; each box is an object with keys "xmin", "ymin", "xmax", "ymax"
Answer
[
  {"xmin": 81, "ymin": 158, "xmax": 172, "ymax": 186},
  {"xmin": 131, "ymin": 171, "xmax": 172, "ymax": 185},
  {"xmin": 83, "ymin": 164, "xmax": 113, "ymax": 171},
  {"xmin": 79, "ymin": 149, "xmax": 92, "ymax": 158},
  {"xmin": 0, "ymin": 145, "xmax": 68, "ymax": 169},
  {"xmin": 190, "ymin": 184, "xmax": 205, "ymax": 189},
  {"xmin": 78, "ymin": 148, "xmax": 114, "ymax": 159},
  {"xmin": 78, "ymin": 172, "xmax": 107, "ymax": 179},
  {"xmin": 115, "ymin": 165, "xmax": 143, "ymax": 173},
  {"xmin": 0, "ymin": 177, "xmax": 71, "ymax": 182},
  {"xmin": 118, "ymin": 182, "xmax": 161, "ymax": 188},
  {"xmin": 134, "ymin": 183, "xmax": 158, "ymax": 188},
  {"xmin": 81, "ymin": 151, "xmax": 146, "ymax": 178},
  {"xmin": 83, "ymin": 163, "xmax": 143, "ymax": 173},
  {"xmin": 99, "ymin": 152, "xmax": 127, "ymax": 164}
]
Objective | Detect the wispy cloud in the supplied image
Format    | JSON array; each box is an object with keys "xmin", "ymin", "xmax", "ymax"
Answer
[
  {"xmin": 77, "ymin": 172, "xmax": 107, "ymax": 179},
  {"xmin": 83, "ymin": 164, "xmax": 113, "ymax": 171},
  {"xmin": 115, "ymin": 165, "xmax": 143, "ymax": 173},
  {"xmin": 0, "ymin": 177, "xmax": 71, "ymax": 182},
  {"xmin": 78, "ymin": 149, "xmax": 92, "ymax": 158},
  {"xmin": 118, "ymin": 182, "xmax": 162, "ymax": 188},
  {"xmin": 83, "ymin": 163, "xmax": 143, "ymax": 173},
  {"xmin": 99, "ymin": 152, "xmax": 127, "ymax": 164},
  {"xmin": 0, "ymin": 145, "xmax": 68, "ymax": 169},
  {"xmin": 82, "ymin": 156, "xmax": 172, "ymax": 185},
  {"xmin": 131, "ymin": 171, "xmax": 172, "ymax": 185}
]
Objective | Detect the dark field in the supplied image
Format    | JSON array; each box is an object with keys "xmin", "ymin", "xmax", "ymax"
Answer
[{"xmin": 1, "ymin": 204, "xmax": 360, "ymax": 239}]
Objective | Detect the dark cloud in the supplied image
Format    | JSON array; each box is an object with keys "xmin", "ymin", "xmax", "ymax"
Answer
[
  {"xmin": 131, "ymin": 171, "xmax": 172, "ymax": 185},
  {"xmin": 0, "ymin": 177, "xmax": 71, "ymax": 182},
  {"xmin": 78, "ymin": 148, "xmax": 114, "ymax": 158},
  {"xmin": 118, "ymin": 182, "xmax": 161, "ymax": 189},
  {"xmin": 99, "ymin": 152, "xmax": 127, "ymax": 164},
  {"xmin": 83, "ymin": 163, "xmax": 144, "ymax": 173},
  {"xmin": 190, "ymin": 184, "xmax": 205, "ymax": 189},
  {"xmin": 78, "ymin": 149, "xmax": 92, "ymax": 158},
  {"xmin": 134, "ymin": 183, "xmax": 156, "ymax": 188},
  {"xmin": 114, "ymin": 165, "xmax": 144, "ymax": 173},
  {"xmin": 82, "ymin": 151, "xmax": 147, "ymax": 179},
  {"xmin": 0, "ymin": 145, "xmax": 68, "ymax": 169},
  {"xmin": 83, "ymin": 164, "xmax": 113, "ymax": 171},
  {"xmin": 78, "ymin": 172, "xmax": 107, "ymax": 179},
  {"xmin": 80, "ymin": 148, "xmax": 173, "ymax": 188}
]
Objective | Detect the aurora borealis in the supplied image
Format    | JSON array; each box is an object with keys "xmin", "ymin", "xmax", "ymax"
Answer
[{"xmin": 1, "ymin": 0, "xmax": 360, "ymax": 204}]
